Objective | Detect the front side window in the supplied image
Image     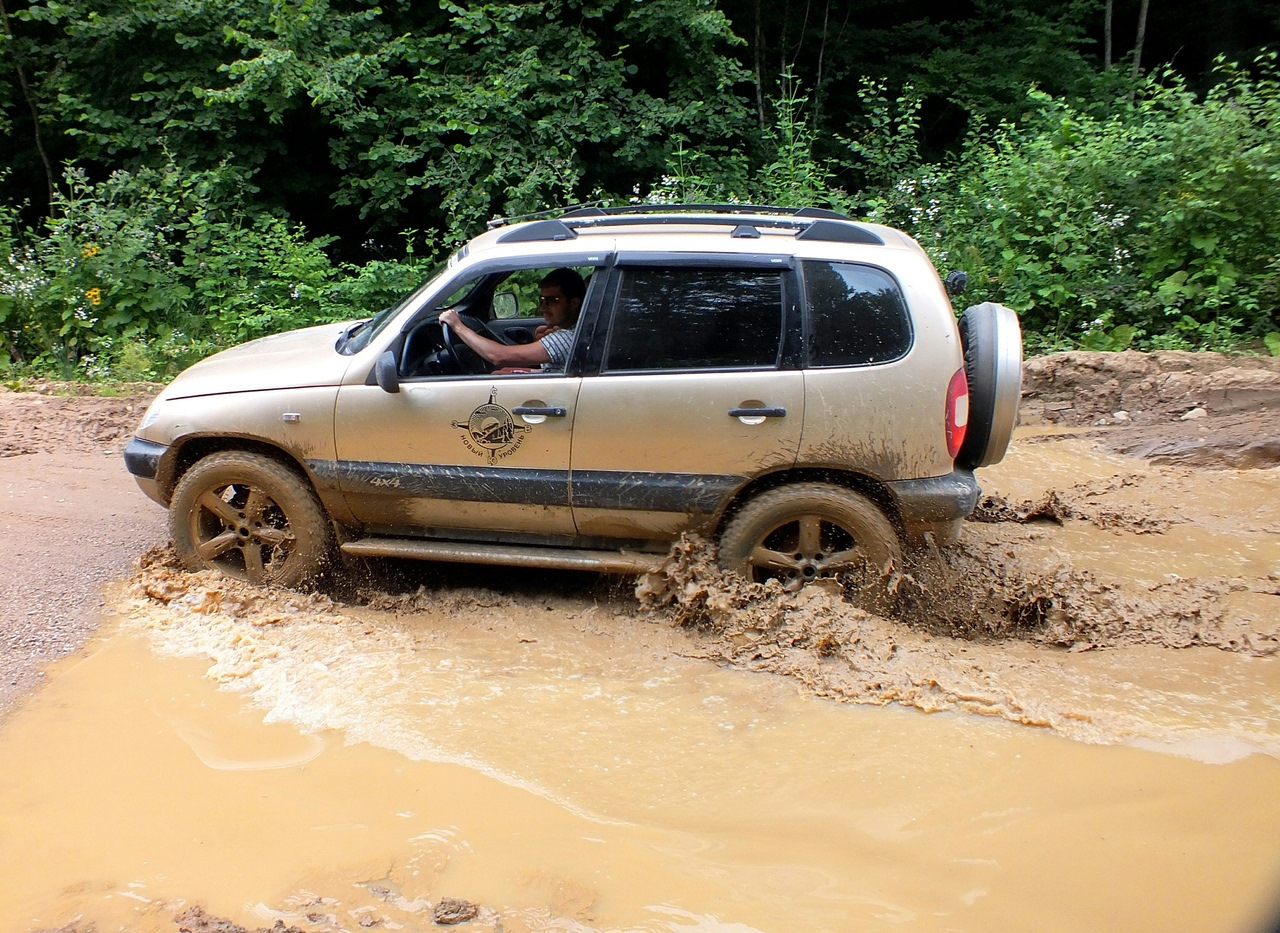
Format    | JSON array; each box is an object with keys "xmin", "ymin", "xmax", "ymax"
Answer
[
  {"xmin": 603, "ymin": 267, "xmax": 785, "ymax": 372},
  {"xmin": 803, "ymin": 261, "xmax": 912, "ymax": 366}
]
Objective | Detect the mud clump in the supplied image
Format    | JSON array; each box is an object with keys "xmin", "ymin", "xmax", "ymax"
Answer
[
  {"xmin": 434, "ymin": 897, "xmax": 481, "ymax": 925},
  {"xmin": 637, "ymin": 535, "xmax": 1278, "ymax": 659},
  {"xmin": 629, "ymin": 534, "xmax": 1280, "ymax": 729},
  {"xmin": 636, "ymin": 537, "xmax": 1056, "ymax": 717},
  {"xmin": 175, "ymin": 906, "xmax": 304, "ymax": 933},
  {"xmin": 888, "ymin": 539, "xmax": 1278, "ymax": 655},
  {"xmin": 970, "ymin": 487, "xmax": 1173, "ymax": 534},
  {"xmin": 132, "ymin": 545, "xmax": 348, "ymax": 627}
]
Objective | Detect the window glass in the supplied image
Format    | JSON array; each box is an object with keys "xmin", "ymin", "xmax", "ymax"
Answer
[
  {"xmin": 804, "ymin": 261, "xmax": 912, "ymax": 366},
  {"xmin": 603, "ymin": 268, "xmax": 784, "ymax": 372}
]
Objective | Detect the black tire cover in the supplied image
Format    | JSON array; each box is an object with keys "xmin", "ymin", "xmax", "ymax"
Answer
[{"xmin": 956, "ymin": 302, "xmax": 1023, "ymax": 469}]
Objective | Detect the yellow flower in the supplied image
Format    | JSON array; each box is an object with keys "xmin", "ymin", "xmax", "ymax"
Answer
[
  {"xmin": 85, "ymin": 287, "xmax": 102, "ymax": 306},
  {"xmin": 81, "ymin": 244, "xmax": 100, "ymax": 258}
]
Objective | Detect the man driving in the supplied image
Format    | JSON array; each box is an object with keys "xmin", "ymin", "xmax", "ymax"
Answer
[{"xmin": 439, "ymin": 267, "xmax": 585, "ymax": 371}]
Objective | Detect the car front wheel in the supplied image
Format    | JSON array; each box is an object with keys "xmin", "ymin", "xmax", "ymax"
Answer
[
  {"xmin": 169, "ymin": 451, "xmax": 332, "ymax": 587},
  {"xmin": 718, "ymin": 483, "xmax": 901, "ymax": 589}
]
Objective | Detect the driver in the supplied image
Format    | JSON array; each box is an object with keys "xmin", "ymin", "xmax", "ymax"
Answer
[{"xmin": 439, "ymin": 268, "xmax": 585, "ymax": 371}]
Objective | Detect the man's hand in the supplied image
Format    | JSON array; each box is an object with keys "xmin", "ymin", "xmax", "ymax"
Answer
[{"xmin": 434, "ymin": 308, "xmax": 552, "ymax": 370}]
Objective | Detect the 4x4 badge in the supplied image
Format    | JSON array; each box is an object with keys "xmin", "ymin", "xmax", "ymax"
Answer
[{"xmin": 452, "ymin": 388, "xmax": 531, "ymax": 462}]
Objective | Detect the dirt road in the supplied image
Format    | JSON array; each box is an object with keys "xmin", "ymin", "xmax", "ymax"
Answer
[{"xmin": 0, "ymin": 388, "xmax": 166, "ymax": 720}]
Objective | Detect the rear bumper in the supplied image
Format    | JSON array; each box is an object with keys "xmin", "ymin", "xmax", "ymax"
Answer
[{"xmin": 885, "ymin": 469, "xmax": 981, "ymax": 544}]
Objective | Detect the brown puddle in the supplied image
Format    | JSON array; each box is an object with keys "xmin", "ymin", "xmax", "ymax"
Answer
[
  {"xmin": 2, "ymin": 588, "xmax": 1280, "ymax": 932},
  {"xmin": 3, "ymin": 418, "xmax": 1280, "ymax": 932}
]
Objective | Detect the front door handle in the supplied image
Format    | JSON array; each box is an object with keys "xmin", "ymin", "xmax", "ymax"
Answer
[
  {"xmin": 512, "ymin": 406, "xmax": 567, "ymax": 417},
  {"xmin": 728, "ymin": 407, "xmax": 787, "ymax": 418}
]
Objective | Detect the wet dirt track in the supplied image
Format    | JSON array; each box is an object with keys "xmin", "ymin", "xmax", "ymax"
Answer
[{"xmin": 1, "ymin": 352, "xmax": 1279, "ymax": 932}]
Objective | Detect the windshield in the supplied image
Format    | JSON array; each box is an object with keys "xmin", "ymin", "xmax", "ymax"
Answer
[{"xmin": 338, "ymin": 260, "xmax": 449, "ymax": 355}]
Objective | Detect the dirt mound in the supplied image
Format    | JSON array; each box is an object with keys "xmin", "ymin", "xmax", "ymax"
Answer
[
  {"xmin": 1018, "ymin": 351, "xmax": 1280, "ymax": 469},
  {"xmin": 1097, "ymin": 411, "xmax": 1280, "ymax": 469},
  {"xmin": 0, "ymin": 385, "xmax": 156, "ymax": 457},
  {"xmin": 1020, "ymin": 350, "xmax": 1280, "ymax": 427}
]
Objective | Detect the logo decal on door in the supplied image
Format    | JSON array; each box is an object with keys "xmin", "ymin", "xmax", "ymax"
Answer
[{"xmin": 451, "ymin": 388, "xmax": 531, "ymax": 462}]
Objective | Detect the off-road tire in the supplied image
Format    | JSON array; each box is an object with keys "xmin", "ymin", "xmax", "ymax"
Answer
[
  {"xmin": 170, "ymin": 451, "xmax": 332, "ymax": 587},
  {"xmin": 719, "ymin": 483, "xmax": 901, "ymax": 588}
]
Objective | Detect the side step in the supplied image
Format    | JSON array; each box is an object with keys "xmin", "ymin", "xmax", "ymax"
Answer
[{"xmin": 340, "ymin": 538, "xmax": 667, "ymax": 575}]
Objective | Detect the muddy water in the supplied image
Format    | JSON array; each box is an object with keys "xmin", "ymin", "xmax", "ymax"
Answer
[
  {"xmin": 2, "ymin": 601, "xmax": 1279, "ymax": 932},
  {"xmin": 3, "ymin": 428, "xmax": 1280, "ymax": 933}
]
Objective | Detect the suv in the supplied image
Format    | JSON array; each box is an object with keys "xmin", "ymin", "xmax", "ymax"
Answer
[{"xmin": 124, "ymin": 205, "xmax": 1022, "ymax": 588}]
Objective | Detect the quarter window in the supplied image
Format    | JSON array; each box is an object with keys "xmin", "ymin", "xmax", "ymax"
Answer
[
  {"xmin": 603, "ymin": 268, "xmax": 785, "ymax": 372},
  {"xmin": 803, "ymin": 261, "xmax": 912, "ymax": 366}
]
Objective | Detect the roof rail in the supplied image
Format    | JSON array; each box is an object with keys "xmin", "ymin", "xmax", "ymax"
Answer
[
  {"xmin": 561, "ymin": 203, "xmax": 852, "ymax": 221},
  {"xmin": 565, "ymin": 207, "xmax": 883, "ymax": 245},
  {"xmin": 488, "ymin": 202, "xmax": 884, "ymax": 246}
]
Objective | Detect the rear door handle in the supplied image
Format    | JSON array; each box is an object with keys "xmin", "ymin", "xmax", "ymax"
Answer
[
  {"xmin": 728, "ymin": 407, "xmax": 787, "ymax": 418},
  {"xmin": 512, "ymin": 406, "xmax": 567, "ymax": 417}
]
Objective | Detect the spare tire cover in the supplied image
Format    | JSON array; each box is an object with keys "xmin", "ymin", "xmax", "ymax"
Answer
[{"xmin": 956, "ymin": 302, "xmax": 1022, "ymax": 469}]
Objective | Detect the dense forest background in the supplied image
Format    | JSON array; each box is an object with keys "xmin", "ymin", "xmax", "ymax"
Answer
[{"xmin": 1, "ymin": 0, "xmax": 1278, "ymax": 379}]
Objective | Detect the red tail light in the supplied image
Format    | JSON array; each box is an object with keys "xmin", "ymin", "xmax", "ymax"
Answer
[{"xmin": 946, "ymin": 367, "xmax": 969, "ymax": 459}]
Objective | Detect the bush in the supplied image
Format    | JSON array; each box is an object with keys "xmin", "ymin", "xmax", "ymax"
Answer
[
  {"xmin": 865, "ymin": 55, "xmax": 1280, "ymax": 350},
  {"xmin": 0, "ymin": 160, "xmax": 434, "ymax": 379}
]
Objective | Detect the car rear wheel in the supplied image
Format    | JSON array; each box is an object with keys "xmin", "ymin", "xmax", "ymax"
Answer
[
  {"xmin": 956, "ymin": 301, "xmax": 1023, "ymax": 469},
  {"xmin": 169, "ymin": 451, "xmax": 332, "ymax": 587},
  {"xmin": 718, "ymin": 483, "xmax": 901, "ymax": 589}
]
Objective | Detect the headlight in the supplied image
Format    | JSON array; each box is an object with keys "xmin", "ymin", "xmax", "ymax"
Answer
[{"xmin": 139, "ymin": 398, "xmax": 163, "ymax": 431}]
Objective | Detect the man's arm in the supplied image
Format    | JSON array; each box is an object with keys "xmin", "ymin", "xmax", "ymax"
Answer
[{"xmin": 438, "ymin": 310, "xmax": 551, "ymax": 368}]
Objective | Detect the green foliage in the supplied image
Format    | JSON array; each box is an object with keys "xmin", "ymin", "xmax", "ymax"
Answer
[
  {"xmin": 7, "ymin": 0, "xmax": 754, "ymax": 243},
  {"xmin": 0, "ymin": 158, "xmax": 430, "ymax": 379},
  {"xmin": 638, "ymin": 74, "xmax": 849, "ymax": 211},
  {"xmin": 866, "ymin": 55, "xmax": 1280, "ymax": 350},
  {"xmin": 842, "ymin": 79, "xmax": 924, "ymax": 189},
  {"xmin": 4, "ymin": 0, "xmax": 1280, "ymax": 373},
  {"xmin": 1264, "ymin": 333, "xmax": 1280, "ymax": 357},
  {"xmin": 1079, "ymin": 323, "xmax": 1138, "ymax": 352}
]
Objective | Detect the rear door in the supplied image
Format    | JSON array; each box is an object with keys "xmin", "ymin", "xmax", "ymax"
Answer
[{"xmin": 569, "ymin": 256, "xmax": 804, "ymax": 540}]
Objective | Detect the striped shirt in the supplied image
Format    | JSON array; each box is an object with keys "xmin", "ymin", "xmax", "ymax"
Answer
[{"xmin": 540, "ymin": 327, "xmax": 576, "ymax": 369}]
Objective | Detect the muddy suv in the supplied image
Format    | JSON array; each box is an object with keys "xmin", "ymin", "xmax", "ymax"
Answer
[{"xmin": 124, "ymin": 205, "xmax": 1022, "ymax": 588}]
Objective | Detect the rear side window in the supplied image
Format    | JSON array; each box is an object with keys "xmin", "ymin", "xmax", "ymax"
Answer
[
  {"xmin": 803, "ymin": 261, "xmax": 912, "ymax": 366},
  {"xmin": 603, "ymin": 267, "xmax": 785, "ymax": 372}
]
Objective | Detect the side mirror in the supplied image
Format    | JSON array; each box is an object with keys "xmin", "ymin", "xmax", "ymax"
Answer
[
  {"xmin": 945, "ymin": 270, "xmax": 968, "ymax": 297},
  {"xmin": 374, "ymin": 350, "xmax": 400, "ymax": 393},
  {"xmin": 492, "ymin": 291, "xmax": 519, "ymax": 319}
]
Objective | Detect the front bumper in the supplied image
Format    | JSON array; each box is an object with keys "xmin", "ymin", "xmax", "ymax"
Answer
[{"xmin": 123, "ymin": 436, "xmax": 169, "ymax": 505}]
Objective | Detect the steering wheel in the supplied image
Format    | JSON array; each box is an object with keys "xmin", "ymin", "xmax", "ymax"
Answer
[{"xmin": 440, "ymin": 313, "xmax": 500, "ymax": 374}]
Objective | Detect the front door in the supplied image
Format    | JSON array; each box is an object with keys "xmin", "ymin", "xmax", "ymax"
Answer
[{"xmin": 332, "ymin": 374, "xmax": 581, "ymax": 538}]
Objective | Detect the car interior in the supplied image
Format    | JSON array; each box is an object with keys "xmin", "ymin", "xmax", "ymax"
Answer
[{"xmin": 398, "ymin": 268, "xmax": 583, "ymax": 378}]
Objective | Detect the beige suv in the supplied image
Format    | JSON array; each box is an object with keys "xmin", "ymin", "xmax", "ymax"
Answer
[{"xmin": 124, "ymin": 205, "xmax": 1022, "ymax": 588}]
